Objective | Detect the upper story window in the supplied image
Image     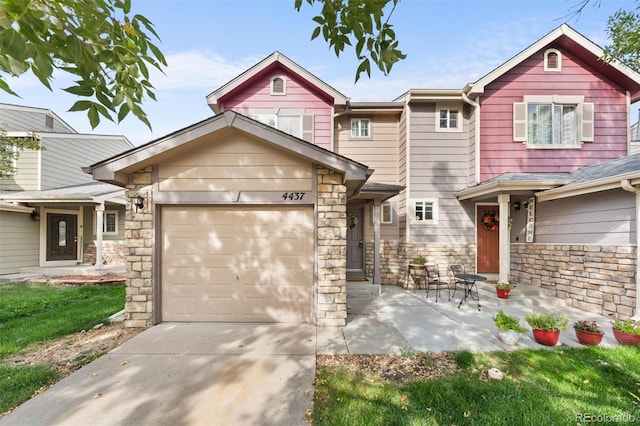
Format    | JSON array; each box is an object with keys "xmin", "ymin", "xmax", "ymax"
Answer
[
  {"xmin": 513, "ymin": 95, "xmax": 594, "ymax": 148},
  {"xmin": 413, "ymin": 199, "xmax": 438, "ymax": 224},
  {"xmin": 350, "ymin": 118, "xmax": 370, "ymax": 138},
  {"xmin": 544, "ymin": 49, "xmax": 562, "ymax": 71},
  {"xmin": 45, "ymin": 114, "xmax": 54, "ymax": 129},
  {"xmin": 270, "ymin": 76, "xmax": 286, "ymax": 95},
  {"xmin": 436, "ymin": 104, "xmax": 462, "ymax": 132},
  {"xmin": 251, "ymin": 109, "xmax": 314, "ymax": 143}
]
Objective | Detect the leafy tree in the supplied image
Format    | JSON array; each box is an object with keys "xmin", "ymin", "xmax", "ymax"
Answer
[
  {"xmin": 603, "ymin": 8, "xmax": 640, "ymax": 73},
  {"xmin": 294, "ymin": 0, "xmax": 406, "ymax": 82},
  {"xmin": 0, "ymin": 0, "xmax": 166, "ymax": 130},
  {"xmin": 0, "ymin": 131, "xmax": 41, "ymax": 178}
]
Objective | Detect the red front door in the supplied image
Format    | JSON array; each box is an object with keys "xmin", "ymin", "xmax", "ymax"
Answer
[{"xmin": 477, "ymin": 205, "xmax": 499, "ymax": 273}]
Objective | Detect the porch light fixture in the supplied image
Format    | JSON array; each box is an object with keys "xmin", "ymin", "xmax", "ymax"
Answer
[
  {"xmin": 513, "ymin": 201, "xmax": 521, "ymax": 212},
  {"xmin": 30, "ymin": 209, "xmax": 40, "ymax": 221},
  {"xmin": 134, "ymin": 193, "xmax": 145, "ymax": 211}
]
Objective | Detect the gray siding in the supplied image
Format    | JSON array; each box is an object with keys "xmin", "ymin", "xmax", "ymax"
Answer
[
  {"xmin": 40, "ymin": 136, "xmax": 131, "ymax": 190},
  {"xmin": 408, "ymin": 103, "xmax": 475, "ymax": 243},
  {"xmin": 0, "ymin": 105, "xmax": 73, "ymax": 133},
  {"xmin": 534, "ymin": 189, "xmax": 636, "ymax": 244},
  {"xmin": 398, "ymin": 107, "xmax": 408, "ymax": 241},
  {"xmin": 0, "ymin": 210, "xmax": 39, "ymax": 274},
  {"xmin": 0, "ymin": 150, "xmax": 39, "ymax": 190}
]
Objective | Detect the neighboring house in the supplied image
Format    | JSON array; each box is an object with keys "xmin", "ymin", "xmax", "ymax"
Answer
[
  {"xmin": 0, "ymin": 103, "xmax": 133, "ymax": 275},
  {"xmin": 87, "ymin": 24, "xmax": 639, "ymax": 328}
]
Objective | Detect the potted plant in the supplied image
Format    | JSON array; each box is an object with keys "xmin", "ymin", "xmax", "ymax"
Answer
[
  {"xmin": 524, "ymin": 311, "xmax": 568, "ymax": 346},
  {"xmin": 495, "ymin": 281, "xmax": 514, "ymax": 299},
  {"xmin": 573, "ymin": 320, "xmax": 604, "ymax": 346},
  {"xmin": 611, "ymin": 317, "xmax": 640, "ymax": 346},
  {"xmin": 408, "ymin": 255, "xmax": 427, "ymax": 289},
  {"xmin": 493, "ymin": 310, "xmax": 527, "ymax": 345}
]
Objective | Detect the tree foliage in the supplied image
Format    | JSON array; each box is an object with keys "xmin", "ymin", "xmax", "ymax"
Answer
[
  {"xmin": 603, "ymin": 8, "xmax": 640, "ymax": 73},
  {"xmin": 294, "ymin": 0, "xmax": 406, "ymax": 82},
  {"xmin": 0, "ymin": 0, "xmax": 167, "ymax": 129},
  {"xmin": 0, "ymin": 130, "xmax": 41, "ymax": 178}
]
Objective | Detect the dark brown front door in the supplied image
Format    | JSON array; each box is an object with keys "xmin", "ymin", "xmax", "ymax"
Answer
[
  {"xmin": 477, "ymin": 205, "xmax": 499, "ymax": 273},
  {"xmin": 46, "ymin": 213, "xmax": 78, "ymax": 261},
  {"xmin": 346, "ymin": 207, "xmax": 364, "ymax": 272}
]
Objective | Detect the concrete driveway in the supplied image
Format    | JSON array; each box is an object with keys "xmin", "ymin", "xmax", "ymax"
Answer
[{"xmin": 0, "ymin": 323, "xmax": 316, "ymax": 426}]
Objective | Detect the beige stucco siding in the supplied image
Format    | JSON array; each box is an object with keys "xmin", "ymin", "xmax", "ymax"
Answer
[
  {"xmin": 158, "ymin": 135, "xmax": 313, "ymax": 192},
  {"xmin": 0, "ymin": 211, "xmax": 39, "ymax": 274}
]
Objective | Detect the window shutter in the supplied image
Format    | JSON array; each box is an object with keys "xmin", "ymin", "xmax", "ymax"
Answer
[
  {"xmin": 513, "ymin": 102, "xmax": 527, "ymax": 141},
  {"xmin": 302, "ymin": 115, "xmax": 314, "ymax": 143},
  {"xmin": 580, "ymin": 102, "xmax": 594, "ymax": 142}
]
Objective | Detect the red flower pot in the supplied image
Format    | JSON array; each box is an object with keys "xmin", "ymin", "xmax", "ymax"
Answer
[
  {"xmin": 574, "ymin": 328, "xmax": 604, "ymax": 346},
  {"xmin": 532, "ymin": 329, "xmax": 560, "ymax": 346},
  {"xmin": 613, "ymin": 329, "xmax": 640, "ymax": 346},
  {"xmin": 496, "ymin": 288, "xmax": 510, "ymax": 299}
]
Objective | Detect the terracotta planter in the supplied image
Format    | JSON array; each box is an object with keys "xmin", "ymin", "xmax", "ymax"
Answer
[
  {"xmin": 496, "ymin": 288, "xmax": 511, "ymax": 299},
  {"xmin": 613, "ymin": 329, "xmax": 640, "ymax": 346},
  {"xmin": 532, "ymin": 329, "xmax": 560, "ymax": 346},
  {"xmin": 574, "ymin": 328, "xmax": 604, "ymax": 346}
]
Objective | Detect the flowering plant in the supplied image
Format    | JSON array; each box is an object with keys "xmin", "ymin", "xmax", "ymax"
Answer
[
  {"xmin": 573, "ymin": 320, "xmax": 602, "ymax": 333},
  {"xmin": 495, "ymin": 281, "xmax": 513, "ymax": 290}
]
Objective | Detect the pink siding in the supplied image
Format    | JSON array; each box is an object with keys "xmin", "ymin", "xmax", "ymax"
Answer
[
  {"xmin": 218, "ymin": 65, "xmax": 334, "ymax": 151},
  {"xmin": 479, "ymin": 48, "xmax": 629, "ymax": 181}
]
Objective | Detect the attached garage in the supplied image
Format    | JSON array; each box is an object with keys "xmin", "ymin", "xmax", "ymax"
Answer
[
  {"xmin": 86, "ymin": 110, "xmax": 372, "ymax": 327},
  {"xmin": 161, "ymin": 205, "xmax": 314, "ymax": 323}
]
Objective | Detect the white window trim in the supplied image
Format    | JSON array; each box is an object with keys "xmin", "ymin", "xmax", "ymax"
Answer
[
  {"xmin": 544, "ymin": 48, "xmax": 562, "ymax": 72},
  {"xmin": 435, "ymin": 103, "xmax": 462, "ymax": 132},
  {"xmin": 514, "ymin": 95, "xmax": 592, "ymax": 149},
  {"xmin": 270, "ymin": 76, "xmax": 286, "ymax": 95},
  {"xmin": 372, "ymin": 203, "xmax": 394, "ymax": 225},
  {"xmin": 94, "ymin": 210, "xmax": 118, "ymax": 235},
  {"xmin": 412, "ymin": 199, "xmax": 438, "ymax": 225},
  {"xmin": 350, "ymin": 118, "xmax": 371, "ymax": 139}
]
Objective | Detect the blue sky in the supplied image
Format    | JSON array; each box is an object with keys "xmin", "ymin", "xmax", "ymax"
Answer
[{"xmin": 2, "ymin": 0, "xmax": 638, "ymax": 145}]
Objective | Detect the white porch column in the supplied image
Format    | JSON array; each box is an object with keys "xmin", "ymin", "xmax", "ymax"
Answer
[
  {"xmin": 373, "ymin": 199, "xmax": 381, "ymax": 286},
  {"xmin": 498, "ymin": 194, "xmax": 510, "ymax": 283},
  {"xmin": 95, "ymin": 202, "xmax": 105, "ymax": 271},
  {"xmin": 622, "ymin": 180, "xmax": 640, "ymax": 320}
]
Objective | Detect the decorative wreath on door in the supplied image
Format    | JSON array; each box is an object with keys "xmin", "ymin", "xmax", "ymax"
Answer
[
  {"xmin": 347, "ymin": 212, "xmax": 359, "ymax": 229},
  {"xmin": 481, "ymin": 211, "xmax": 499, "ymax": 231}
]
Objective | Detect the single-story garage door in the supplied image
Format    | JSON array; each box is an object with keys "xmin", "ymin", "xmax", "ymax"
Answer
[{"xmin": 161, "ymin": 206, "xmax": 314, "ymax": 323}]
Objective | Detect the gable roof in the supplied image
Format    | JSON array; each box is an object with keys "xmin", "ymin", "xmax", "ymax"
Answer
[
  {"xmin": 464, "ymin": 24, "xmax": 640, "ymax": 101},
  {"xmin": 0, "ymin": 182, "xmax": 125, "ymax": 204},
  {"xmin": 86, "ymin": 110, "xmax": 373, "ymax": 198},
  {"xmin": 206, "ymin": 51, "xmax": 350, "ymax": 113},
  {"xmin": 0, "ymin": 102, "xmax": 77, "ymax": 133}
]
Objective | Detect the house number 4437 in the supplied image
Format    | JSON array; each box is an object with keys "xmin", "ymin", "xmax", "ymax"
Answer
[{"xmin": 282, "ymin": 192, "xmax": 306, "ymax": 201}]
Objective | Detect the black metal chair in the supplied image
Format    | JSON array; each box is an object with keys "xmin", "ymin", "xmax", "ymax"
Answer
[
  {"xmin": 449, "ymin": 264, "xmax": 466, "ymax": 298},
  {"xmin": 425, "ymin": 264, "xmax": 451, "ymax": 302}
]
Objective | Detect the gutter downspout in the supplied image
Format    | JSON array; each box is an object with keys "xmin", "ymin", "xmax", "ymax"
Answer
[
  {"xmin": 461, "ymin": 92, "xmax": 480, "ymax": 184},
  {"xmin": 621, "ymin": 179, "xmax": 640, "ymax": 320}
]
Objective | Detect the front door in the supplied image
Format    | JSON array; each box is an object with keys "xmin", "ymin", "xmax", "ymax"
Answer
[
  {"xmin": 346, "ymin": 207, "xmax": 364, "ymax": 272},
  {"xmin": 477, "ymin": 205, "xmax": 499, "ymax": 273},
  {"xmin": 46, "ymin": 213, "xmax": 78, "ymax": 261}
]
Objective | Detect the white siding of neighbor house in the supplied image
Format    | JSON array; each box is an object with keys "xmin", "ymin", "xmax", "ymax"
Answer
[
  {"xmin": 158, "ymin": 133, "xmax": 313, "ymax": 192},
  {"xmin": 0, "ymin": 210, "xmax": 39, "ymax": 274},
  {"xmin": 0, "ymin": 149, "xmax": 40, "ymax": 191},
  {"xmin": 534, "ymin": 189, "xmax": 636, "ymax": 244},
  {"xmin": 408, "ymin": 103, "xmax": 475, "ymax": 243},
  {"xmin": 40, "ymin": 135, "xmax": 132, "ymax": 190},
  {"xmin": 0, "ymin": 105, "xmax": 74, "ymax": 133}
]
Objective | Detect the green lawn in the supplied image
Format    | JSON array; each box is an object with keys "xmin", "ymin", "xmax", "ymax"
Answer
[
  {"xmin": 0, "ymin": 282, "xmax": 125, "ymax": 414},
  {"xmin": 314, "ymin": 347, "xmax": 640, "ymax": 425}
]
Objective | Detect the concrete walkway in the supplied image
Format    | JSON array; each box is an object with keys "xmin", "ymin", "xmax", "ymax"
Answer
[{"xmin": 317, "ymin": 281, "xmax": 620, "ymax": 354}]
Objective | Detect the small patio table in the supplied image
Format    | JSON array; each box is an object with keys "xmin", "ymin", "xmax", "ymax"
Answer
[{"xmin": 455, "ymin": 273, "xmax": 486, "ymax": 311}]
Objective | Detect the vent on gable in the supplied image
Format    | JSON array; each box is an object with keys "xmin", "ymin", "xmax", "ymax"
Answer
[
  {"xmin": 271, "ymin": 76, "xmax": 286, "ymax": 95},
  {"xmin": 45, "ymin": 114, "xmax": 54, "ymax": 129},
  {"xmin": 544, "ymin": 49, "xmax": 561, "ymax": 71}
]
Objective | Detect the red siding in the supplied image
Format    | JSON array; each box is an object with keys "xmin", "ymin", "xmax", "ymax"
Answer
[
  {"xmin": 479, "ymin": 48, "xmax": 629, "ymax": 181},
  {"xmin": 219, "ymin": 65, "xmax": 334, "ymax": 150}
]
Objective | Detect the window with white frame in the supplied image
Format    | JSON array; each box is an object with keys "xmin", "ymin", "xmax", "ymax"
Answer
[
  {"xmin": 544, "ymin": 49, "xmax": 561, "ymax": 71},
  {"xmin": 372, "ymin": 203, "xmax": 393, "ymax": 224},
  {"xmin": 95, "ymin": 210, "xmax": 118, "ymax": 235},
  {"xmin": 436, "ymin": 104, "xmax": 462, "ymax": 132},
  {"xmin": 350, "ymin": 118, "xmax": 370, "ymax": 138},
  {"xmin": 513, "ymin": 95, "xmax": 593, "ymax": 147},
  {"xmin": 413, "ymin": 199, "xmax": 438, "ymax": 224},
  {"xmin": 251, "ymin": 109, "xmax": 314, "ymax": 142},
  {"xmin": 271, "ymin": 76, "xmax": 286, "ymax": 95}
]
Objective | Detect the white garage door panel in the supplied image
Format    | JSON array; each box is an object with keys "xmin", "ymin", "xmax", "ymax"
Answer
[{"xmin": 162, "ymin": 206, "xmax": 314, "ymax": 323}]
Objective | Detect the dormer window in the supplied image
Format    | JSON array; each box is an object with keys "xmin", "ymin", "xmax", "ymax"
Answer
[
  {"xmin": 544, "ymin": 49, "xmax": 561, "ymax": 71},
  {"xmin": 271, "ymin": 76, "xmax": 286, "ymax": 95}
]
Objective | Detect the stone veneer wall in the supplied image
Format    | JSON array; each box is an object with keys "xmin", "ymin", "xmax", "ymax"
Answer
[
  {"xmin": 316, "ymin": 168, "xmax": 348, "ymax": 326},
  {"xmin": 511, "ymin": 243, "xmax": 637, "ymax": 320},
  {"xmin": 82, "ymin": 241, "xmax": 128, "ymax": 265},
  {"xmin": 123, "ymin": 166, "xmax": 154, "ymax": 328},
  {"xmin": 365, "ymin": 242, "xmax": 475, "ymax": 287}
]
